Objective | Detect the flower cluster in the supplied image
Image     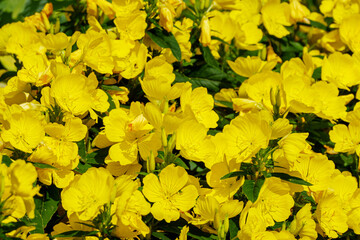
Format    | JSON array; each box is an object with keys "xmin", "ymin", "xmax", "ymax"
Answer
[{"xmin": 0, "ymin": 0, "xmax": 360, "ymax": 239}]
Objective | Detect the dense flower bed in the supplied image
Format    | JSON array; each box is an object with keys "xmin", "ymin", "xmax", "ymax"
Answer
[{"xmin": 0, "ymin": 0, "xmax": 360, "ymax": 239}]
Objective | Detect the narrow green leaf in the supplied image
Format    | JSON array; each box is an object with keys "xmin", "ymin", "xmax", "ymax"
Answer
[
  {"xmin": 200, "ymin": 45, "xmax": 219, "ymax": 67},
  {"xmin": 1, "ymin": 221, "xmax": 27, "ymax": 233},
  {"xmin": 221, "ymin": 171, "xmax": 247, "ymax": 180},
  {"xmin": 30, "ymin": 185, "xmax": 60, "ymax": 233},
  {"xmin": 189, "ymin": 64, "xmax": 227, "ymax": 80},
  {"xmin": 52, "ymin": 230, "xmax": 99, "ymax": 238},
  {"xmin": 147, "ymin": 28, "xmax": 182, "ymax": 61},
  {"xmin": 152, "ymin": 231, "xmax": 171, "ymax": 240},
  {"xmin": 270, "ymin": 172, "xmax": 312, "ymax": 186},
  {"xmin": 105, "ymin": 92, "xmax": 116, "ymax": 112},
  {"xmin": 31, "ymin": 162, "xmax": 57, "ymax": 169},
  {"xmin": 174, "ymin": 71, "xmax": 227, "ymax": 92},
  {"xmin": 229, "ymin": 218, "xmax": 239, "ymax": 240},
  {"xmin": 242, "ymin": 179, "xmax": 265, "ymax": 203},
  {"xmin": 214, "ymin": 99, "xmax": 233, "ymax": 109},
  {"xmin": 100, "ymin": 85, "xmax": 125, "ymax": 91},
  {"xmin": 174, "ymin": 158, "xmax": 189, "ymax": 170},
  {"xmin": 309, "ymin": 20, "xmax": 327, "ymax": 30}
]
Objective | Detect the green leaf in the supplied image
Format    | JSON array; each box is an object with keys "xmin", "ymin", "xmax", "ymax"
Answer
[
  {"xmin": 31, "ymin": 162, "xmax": 57, "ymax": 169},
  {"xmin": 85, "ymin": 148, "xmax": 108, "ymax": 165},
  {"xmin": 174, "ymin": 70, "xmax": 229, "ymax": 93},
  {"xmin": 0, "ymin": 0, "xmax": 26, "ymax": 19},
  {"xmin": 52, "ymin": 230, "xmax": 99, "ymax": 238},
  {"xmin": 152, "ymin": 231, "xmax": 171, "ymax": 240},
  {"xmin": 270, "ymin": 172, "xmax": 312, "ymax": 186},
  {"xmin": 75, "ymin": 162, "xmax": 92, "ymax": 174},
  {"xmin": 105, "ymin": 91, "xmax": 116, "ymax": 112},
  {"xmin": 200, "ymin": 45, "xmax": 219, "ymax": 67},
  {"xmin": 1, "ymin": 155, "xmax": 12, "ymax": 167},
  {"xmin": 221, "ymin": 171, "xmax": 247, "ymax": 180},
  {"xmin": 340, "ymin": 153, "xmax": 354, "ymax": 167},
  {"xmin": 147, "ymin": 28, "xmax": 182, "ymax": 61},
  {"xmin": 30, "ymin": 185, "xmax": 60, "ymax": 233},
  {"xmin": 214, "ymin": 99, "xmax": 233, "ymax": 109},
  {"xmin": 242, "ymin": 179, "xmax": 265, "ymax": 203},
  {"xmin": 0, "ymin": 221, "xmax": 27, "ymax": 233},
  {"xmin": 174, "ymin": 158, "xmax": 189, "ymax": 170},
  {"xmin": 100, "ymin": 85, "xmax": 125, "ymax": 91},
  {"xmin": 309, "ymin": 20, "xmax": 327, "ymax": 30},
  {"xmin": 77, "ymin": 140, "xmax": 86, "ymax": 160},
  {"xmin": 229, "ymin": 218, "xmax": 239, "ymax": 240},
  {"xmin": 189, "ymin": 64, "xmax": 227, "ymax": 81}
]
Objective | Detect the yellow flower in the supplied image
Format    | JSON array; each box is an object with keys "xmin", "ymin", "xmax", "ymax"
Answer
[
  {"xmin": 104, "ymin": 102, "xmax": 161, "ymax": 165},
  {"xmin": 192, "ymin": 195, "xmax": 243, "ymax": 228},
  {"xmin": 77, "ymin": 30, "xmax": 114, "ymax": 74},
  {"xmin": 29, "ymin": 117, "xmax": 87, "ymax": 188},
  {"xmin": 1, "ymin": 160, "xmax": 39, "ymax": 219},
  {"xmin": 322, "ymin": 52, "xmax": 360, "ymax": 90},
  {"xmin": 112, "ymin": 175, "xmax": 151, "ymax": 238},
  {"xmin": 112, "ymin": 0, "xmax": 143, "ymax": 17},
  {"xmin": 176, "ymin": 120, "xmax": 215, "ymax": 167},
  {"xmin": 142, "ymin": 164, "xmax": 199, "ymax": 222},
  {"xmin": 261, "ymin": 0, "xmax": 291, "ymax": 38},
  {"xmin": 2, "ymin": 109, "xmax": 45, "ymax": 153},
  {"xmin": 180, "ymin": 87, "xmax": 219, "ymax": 128},
  {"xmin": 289, "ymin": 0, "xmax": 310, "ymax": 23},
  {"xmin": 17, "ymin": 53, "xmax": 53, "ymax": 87},
  {"xmin": 293, "ymin": 152, "xmax": 335, "ymax": 193},
  {"xmin": 252, "ymin": 177, "xmax": 294, "ymax": 227},
  {"xmin": 114, "ymin": 11, "xmax": 147, "ymax": 40},
  {"xmin": 50, "ymin": 72, "xmax": 109, "ymax": 117},
  {"xmin": 227, "ymin": 56, "xmax": 276, "ymax": 78},
  {"xmin": 238, "ymin": 202, "xmax": 267, "ymax": 240},
  {"xmin": 289, "ymin": 204, "xmax": 317, "ymax": 240},
  {"xmin": 330, "ymin": 122, "xmax": 360, "ymax": 156},
  {"xmin": 206, "ymin": 159, "xmax": 244, "ymax": 203},
  {"xmin": 340, "ymin": 14, "xmax": 360, "ymax": 54},
  {"xmin": 315, "ymin": 192, "xmax": 348, "ymax": 238},
  {"xmin": 223, "ymin": 112, "xmax": 271, "ymax": 163},
  {"xmin": 61, "ymin": 167, "xmax": 114, "ymax": 221}
]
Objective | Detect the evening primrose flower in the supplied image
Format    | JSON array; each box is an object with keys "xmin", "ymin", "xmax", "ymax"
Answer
[
  {"xmin": 1, "ymin": 160, "xmax": 39, "ymax": 219},
  {"xmin": 142, "ymin": 164, "xmax": 199, "ymax": 223},
  {"xmin": 61, "ymin": 167, "xmax": 114, "ymax": 221},
  {"xmin": 104, "ymin": 102, "xmax": 161, "ymax": 165},
  {"xmin": 1, "ymin": 108, "xmax": 45, "ymax": 153},
  {"xmin": 330, "ymin": 121, "xmax": 360, "ymax": 156},
  {"xmin": 251, "ymin": 177, "xmax": 294, "ymax": 227}
]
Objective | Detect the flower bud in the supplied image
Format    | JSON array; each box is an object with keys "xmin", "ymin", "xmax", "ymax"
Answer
[
  {"xmin": 200, "ymin": 17, "xmax": 211, "ymax": 47},
  {"xmin": 159, "ymin": 6, "xmax": 174, "ymax": 32}
]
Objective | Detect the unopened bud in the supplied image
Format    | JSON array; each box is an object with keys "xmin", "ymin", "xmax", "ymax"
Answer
[
  {"xmin": 161, "ymin": 128, "xmax": 168, "ymax": 147},
  {"xmin": 54, "ymin": 18, "xmax": 60, "ymax": 34},
  {"xmin": 159, "ymin": 6, "xmax": 174, "ymax": 32},
  {"xmin": 168, "ymin": 132, "xmax": 176, "ymax": 152},
  {"xmin": 200, "ymin": 16, "xmax": 211, "ymax": 47},
  {"xmin": 149, "ymin": 151, "xmax": 155, "ymax": 172},
  {"xmin": 41, "ymin": 12, "xmax": 51, "ymax": 32},
  {"xmin": 223, "ymin": 215, "xmax": 229, "ymax": 233},
  {"xmin": 218, "ymin": 222, "xmax": 226, "ymax": 240},
  {"xmin": 214, "ymin": 209, "xmax": 221, "ymax": 230}
]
